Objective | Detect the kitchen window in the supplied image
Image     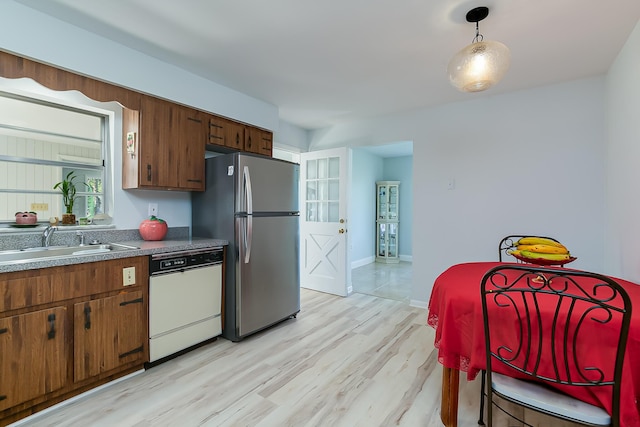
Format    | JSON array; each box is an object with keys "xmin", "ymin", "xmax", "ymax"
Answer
[{"xmin": 0, "ymin": 91, "xmax": 108, "ymax": 223}]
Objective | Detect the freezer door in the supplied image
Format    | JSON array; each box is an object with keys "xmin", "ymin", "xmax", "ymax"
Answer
[
  {"xmin": 235, "ymin": 154, "xmax": 299, "ymax": 214},
  {"xmin": 235, "ymin": 215, "xmax": 300, "ymax": 338}
]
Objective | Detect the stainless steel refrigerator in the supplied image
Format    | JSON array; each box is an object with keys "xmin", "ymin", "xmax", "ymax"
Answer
[{"xmin": 192, "ymin": 152, "xmax": 300, "ymax": 341}]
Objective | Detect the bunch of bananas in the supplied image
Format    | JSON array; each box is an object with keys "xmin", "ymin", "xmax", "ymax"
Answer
[{"xmin": 507, "ymin": 237, "xmax": 572, "ymax": 262}]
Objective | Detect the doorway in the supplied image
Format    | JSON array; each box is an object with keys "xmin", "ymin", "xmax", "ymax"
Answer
[{"xmin": 351, "ymin": 141, "xmax": 413, "ymax": 303}]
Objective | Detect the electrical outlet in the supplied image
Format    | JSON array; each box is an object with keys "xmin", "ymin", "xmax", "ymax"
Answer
[
  {"xmin": 123, "ymin": 267, "xmax": 136, "ymax": 286},
  {"xmin": 148, "ymin": 203, "xmax": 158, "ymax": 216},
  {"xmin": 30, "ymin": 203, "xmax": 49, "ymax": 211}
]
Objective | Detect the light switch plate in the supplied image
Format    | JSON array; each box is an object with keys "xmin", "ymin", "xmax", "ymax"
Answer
[{"xmin": 123, "ymin": 267, "xmax": 136, "ymax": 286}]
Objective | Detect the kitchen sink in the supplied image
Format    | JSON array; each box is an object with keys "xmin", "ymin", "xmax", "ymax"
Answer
[{"xmin": 0, "ymin": 243, "xmax": 139, "ymax": 265}]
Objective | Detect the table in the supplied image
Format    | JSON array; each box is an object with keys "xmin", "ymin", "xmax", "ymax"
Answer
[{"xmin": 427, "ymin": 262, "xmax": 640, "ymax": 427}]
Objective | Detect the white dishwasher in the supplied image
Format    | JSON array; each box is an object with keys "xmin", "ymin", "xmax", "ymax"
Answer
[{"xmin": 148, "ymin": 247, "xmax": 223, "ymax": 364}]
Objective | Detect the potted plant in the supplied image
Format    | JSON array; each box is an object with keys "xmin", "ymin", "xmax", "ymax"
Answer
[{"xmin": 53, "ymin": 171, "xmax": 87, "ymax": 225}]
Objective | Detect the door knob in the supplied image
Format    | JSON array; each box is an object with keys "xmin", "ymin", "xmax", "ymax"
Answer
[
  {"xmin": 339, "ymin": 219, "xmax": 345, "ymax": 224},
  {"xmin": 339, "ymin": 228, "xmax": 345, "ymax": 234}
]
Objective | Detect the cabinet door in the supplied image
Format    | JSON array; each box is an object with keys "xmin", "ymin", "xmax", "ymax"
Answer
[
  {"xmin": 388, "ymin": 185, "xmax": 399, "ymax": 220},
  {"xmin": 0, "ymin": 307, "xmax": 67, "ymax": 411},
  {"xmin": 139, "ymin": 97, "xmax": 172, "ymax": 188},
  {"xmin": 245, "ymin": 126, "xmax": 273, "ymax": 157},
  {"xmin": 377, "ymin": 222, "xmax": 387, "ymax": 257},
  {"xmin": 387, "ymin": 222, "xmax": 398, "ymax": 258},
  {"xmin": 74, "ymin": 291, "xmax": 145, "ymax": 382},
  {"xmin": 377, "ymin": 185, "xmax": 388, "ymax": 220},
  {"xmin": 175, "ymin": 107, "xmax": 205, "ymax": 190},
  {"xmin": 208, "ymin": 115, "xmax": 226, "ymax": 148},
  {"xmin": 209, "ymin": 115, "xmax": 244, "ymax": 150}
]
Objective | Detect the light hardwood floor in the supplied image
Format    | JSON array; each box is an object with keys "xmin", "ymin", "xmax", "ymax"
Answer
[{"xmin": 15, "ymin": 288, "xmax": 579, "ymax": 427}]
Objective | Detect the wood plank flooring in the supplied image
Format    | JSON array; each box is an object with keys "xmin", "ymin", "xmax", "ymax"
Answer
[{"xmin": 14, "ymin": 288, "xmax": 579, "ymax": 427}]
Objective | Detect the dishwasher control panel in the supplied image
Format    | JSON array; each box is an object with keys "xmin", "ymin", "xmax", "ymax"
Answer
[{"xmin": 149, "ymin": 247, "xmax": 224, "ymax": 275}]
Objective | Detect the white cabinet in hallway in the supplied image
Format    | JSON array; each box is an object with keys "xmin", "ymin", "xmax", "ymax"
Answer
[{"xmin": 376, "ymin": 181, "xmax": 400, "ymax": 263}]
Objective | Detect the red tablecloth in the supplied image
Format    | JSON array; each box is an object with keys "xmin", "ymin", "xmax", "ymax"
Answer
[{"xmin": 427, "ymin": 261, "xmax": 640, "ymax": 427}]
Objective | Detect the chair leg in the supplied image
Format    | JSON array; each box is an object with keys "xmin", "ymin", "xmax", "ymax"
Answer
[{"xmin": 478, "ymin": 370, "xmax": 486, "ymax": 425}]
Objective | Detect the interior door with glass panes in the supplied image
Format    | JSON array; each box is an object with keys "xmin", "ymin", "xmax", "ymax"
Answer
[{"xmin": 299, "ymin": 147, "xmax": 351, "ymax": 296}]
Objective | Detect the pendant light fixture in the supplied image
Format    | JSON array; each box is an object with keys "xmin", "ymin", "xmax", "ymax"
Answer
[{"xmin": 447, "ymin": 6, "xmax": 510, "ymax": 93}]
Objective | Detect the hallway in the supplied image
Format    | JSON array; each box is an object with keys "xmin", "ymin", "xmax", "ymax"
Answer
[{"xmin": 351, "ymin": 261, "xmax": 412, "ymax": 303}]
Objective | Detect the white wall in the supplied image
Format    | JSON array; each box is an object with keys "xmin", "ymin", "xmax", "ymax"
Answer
[
  {"xmin": 310, "ymin": 78, "xmax": 606, "ymax": 304},
  {"xmin": 351, "ymin": 149, "xmax": 384, "ymax": 265},
  {"xmin": 274, "ymin": 119, "xmax": 309, "ymax": 152},
  {"xmin": 605, "ymin": 21, "xmax": 640, "ymax": 281}
]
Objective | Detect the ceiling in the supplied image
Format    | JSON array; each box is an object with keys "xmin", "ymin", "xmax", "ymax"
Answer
[{"xmin": 15, "ymin": 0, "xmax": 640, "ymax": 131}]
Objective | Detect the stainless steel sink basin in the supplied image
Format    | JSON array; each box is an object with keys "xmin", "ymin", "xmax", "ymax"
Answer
[{"xmin": 0, "ymin": 243, "xmax": 139, "ymax": 265}]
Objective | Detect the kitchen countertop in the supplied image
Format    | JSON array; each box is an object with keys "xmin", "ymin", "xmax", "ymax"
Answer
[{"xmin": 0, "ymin": 237, "xmax": 228, "ymax": 273}]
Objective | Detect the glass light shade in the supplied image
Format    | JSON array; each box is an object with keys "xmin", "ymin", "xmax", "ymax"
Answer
[{"xmin": 447, "ymin": 40, "xmax": 511, "ymax": 92}]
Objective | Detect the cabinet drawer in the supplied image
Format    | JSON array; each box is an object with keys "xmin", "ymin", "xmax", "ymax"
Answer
[{"xmin": 0, "ymin": 257, "xmax": 148, "ymax": 313}]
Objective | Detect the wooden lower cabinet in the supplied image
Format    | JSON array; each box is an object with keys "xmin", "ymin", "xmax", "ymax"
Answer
[
  {"xmin": 74, "ymin": 291, "xmax": 145, "ymax": 382},
  {"xmin": 0, "ymin": 256, "xmax": 148, "ymax": 425},
  {"xmin": 0, "ymin": 307, "xmax": 68, "ymax": 412}
]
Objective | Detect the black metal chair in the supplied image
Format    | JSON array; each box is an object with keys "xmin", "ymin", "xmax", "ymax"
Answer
[
  {"xmin": 477, "ymin": 264, "xmax": 632, "ymax": 426},
  {"xmin": 497, "ymin": 235, "xmax": 562, "ymax": 262}
]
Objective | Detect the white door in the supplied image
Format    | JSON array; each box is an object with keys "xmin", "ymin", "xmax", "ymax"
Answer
[{"xmin": 299, "ymin": 147, "xmax": 351, "ymax": 296}]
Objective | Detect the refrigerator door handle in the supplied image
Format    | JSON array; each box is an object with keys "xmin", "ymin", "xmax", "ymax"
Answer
[
  {"xmin": 245, "ymin": 215, "xmax": 252, "ymax": 263},
  {"xmin": 244, "ymin": 166, "xmax": 253, "ymax": 215},
  {"xmin": 243, "ymin": 166, "xmax": 253, "ymax": 263}
]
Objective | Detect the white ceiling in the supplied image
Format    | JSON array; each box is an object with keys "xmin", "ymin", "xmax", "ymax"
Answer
[{"xmin": 15, "ymin": 0, "xmax": 640, "ymax": 131}]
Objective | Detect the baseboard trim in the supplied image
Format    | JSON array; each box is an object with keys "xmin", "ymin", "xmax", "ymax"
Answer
[
  {"xmin": 351, "ymin": 256, "xmax": 374, "ymax": 269},
  {"xmin": 352, "ymin": 255, "xmax": 413, "ymax": 269},
  {"xmin": 410, "ymin": 299, "xmax": 428, "ymax": 309}
]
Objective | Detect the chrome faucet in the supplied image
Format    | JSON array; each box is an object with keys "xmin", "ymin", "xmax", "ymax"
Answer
[
  {"xmin": 76, "ymin": 231, "xmax": 85, "ymax": 246},
  {"xmin": 42, "ymin": 225, "xmax": 57, "ymax": 247}
]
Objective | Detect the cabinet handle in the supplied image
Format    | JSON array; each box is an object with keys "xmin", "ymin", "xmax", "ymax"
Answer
[
  {"xmin": 0, "ymin": 328, "xmax": 7, "ymax": 335},
  {"xmin": 120, "ymin": 297, "xmax": 143, "ymax": 306},
  {"xmin": 147, "ymin": 164, "xmax": 152, "ymax": 181},
  {"xmin": 247, "ymin": 135, "xmax": 252, "ymax": 148},
  {"xmin": 187, "ymin": 117, "xmax": 202, "ymax": 123},
  {"xmin": 210, "ymin": 122, "xmax": 222, "ymax": 130},
  {"xmin": 47, "ymin": 313, "xmax": 56, "ymax": 339},
  {"xmin": 209, "ymin": 134, "xmax": 223, "ymax": 141},
  {"xmin": 119, "ymin": 345, "xmax": 144, "ymax": 359},
  {"xmin": 235, "ymin": 132, "xmax": 241, "ymax": 147},
  {"xmin": 84, "ymin": 306, "xmax": 92, "ymax": 330},
  {"xmin": 0, "ymin": 395, "xmax": 5, "ymax": 401},
  {"xmin": 187, "ymin": 179, "xmax": 202, "ymax": 183}
]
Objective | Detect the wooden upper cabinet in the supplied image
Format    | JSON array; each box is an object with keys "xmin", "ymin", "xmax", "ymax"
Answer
[
  {"xmin": 123, "ymin": 97, "xmax": 205, "ymax": 191},
  {"xmin": 208, "ymin": 115, "xmax": 273, "ymax": 157},
  {"xmin": 245, "ymin": 126, "xmax": 273, "ymax": 157},
  {"xmin": 208, "ymin": 115, "xmax": 244, "ymax": 150},
  {"xmin": 177, "ymin": 107, "xmax": 206, "ymax": 190}
]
